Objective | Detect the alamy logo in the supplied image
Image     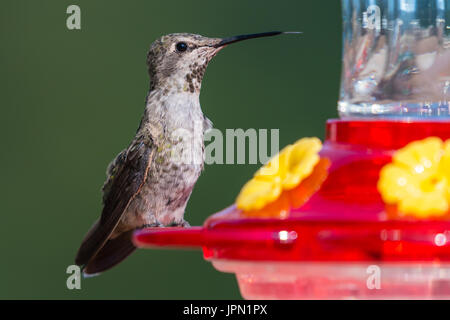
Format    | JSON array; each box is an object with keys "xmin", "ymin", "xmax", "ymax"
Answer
[
  {"xmin": 366, "ymin": 265, "xmax": 381, "ymax": 290},
  {"xmin": 169, "ymin": 123, "xmax": 279, "ymax": 168},
  {"xmin": 66, "ymin": 5, "xmax": 81, "ymax": 30},
  {"xmin": 363, "ymin": 5, "xmax": 381, "ymax": 31},
  {"xmin": 66, "ymin": 265, "xmax": 81, "ymax": 290}
]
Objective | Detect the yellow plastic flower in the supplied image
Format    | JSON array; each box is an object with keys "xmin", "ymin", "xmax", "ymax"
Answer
[
  {"xmin": 441, "ymin": 140, "xmax": 450, "ymax": 201},
  {"xmin": 236, "ymin": 137, "xmax": 322, "ymax": 211},
  {"xmin": 378, "ymin": 137, "xmax": 450, "ymax": 218},
  {"xmin": 235, "ymin": 178, "xmax": 282, "ymax": 211}
]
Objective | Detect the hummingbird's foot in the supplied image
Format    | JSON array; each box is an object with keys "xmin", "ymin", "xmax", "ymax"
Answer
[
  {"xmin": 140, "ymin": 222, "xmax": 164, "ymax": 229},
  {"xmin": 179, "ymin": 220, "xmax": 190, "ymax": 228},
  {"xmin": 167, "ymin": 219, "xmax": 191, "ymax": 228}
]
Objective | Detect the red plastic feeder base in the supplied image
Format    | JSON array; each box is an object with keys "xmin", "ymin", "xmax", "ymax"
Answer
[{"xmin": 134, "ymin": 119, "xmax": 450, "ymax": 299}]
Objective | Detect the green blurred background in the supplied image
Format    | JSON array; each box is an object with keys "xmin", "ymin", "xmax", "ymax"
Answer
[{"xmin": 0, "ymin": 0, "xmax": 341, "ymax": 299}]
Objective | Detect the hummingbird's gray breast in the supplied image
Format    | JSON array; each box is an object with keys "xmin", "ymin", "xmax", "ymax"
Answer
[
  {"xmin": 142, "ymin": 128, "xmax": 205, "ymax": 225},
  {"xmin": 115, "ymin": 91, "xmax": 208, "ymax": 230}
]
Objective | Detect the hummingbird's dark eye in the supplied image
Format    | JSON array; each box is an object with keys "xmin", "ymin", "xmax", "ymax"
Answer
[{"xmin": 175, "ymin": 42, "xmax": 188, "ymax": 52}]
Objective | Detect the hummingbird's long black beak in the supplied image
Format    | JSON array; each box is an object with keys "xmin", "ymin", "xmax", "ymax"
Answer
[{"xmin": 213, "ymin": 31, "xmax": 301, "ymax": 48}]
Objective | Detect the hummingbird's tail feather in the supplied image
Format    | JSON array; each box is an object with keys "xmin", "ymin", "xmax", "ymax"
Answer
[
  {"xmin": 83, "ymin": 230, "xmax": 136, "ymax": 276},
  {"xmin": 75, "ymin": 219, "xmax": 102, "ymax": 266}
]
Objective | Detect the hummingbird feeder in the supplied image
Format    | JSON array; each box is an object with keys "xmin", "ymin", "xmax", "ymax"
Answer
[{"xmin": 134, "ymin": 0, "xmax": 450, "ymax": 299}]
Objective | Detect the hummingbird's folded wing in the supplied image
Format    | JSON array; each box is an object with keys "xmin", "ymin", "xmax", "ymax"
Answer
[
  {"xmin": 75, "ymin": 136, "xmax": 155, "ymax": 267},
  {"xmin": 101, "ymin": 148, "xmax": 127, "ymax": 205}
]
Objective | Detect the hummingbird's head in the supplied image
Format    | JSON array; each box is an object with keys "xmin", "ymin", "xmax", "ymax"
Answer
[
  {"xmin": 146, "ymin": 32, "xmax": 300, "ymax": 94},
  {"xmin": 147, "ymin": 33, "xmax": 222, "ymax": 93}
]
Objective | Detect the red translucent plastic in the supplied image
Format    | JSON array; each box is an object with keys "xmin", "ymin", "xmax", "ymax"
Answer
[{"xmin": 134, "ymin": 120, "xmax": 450, "ymax": 263}]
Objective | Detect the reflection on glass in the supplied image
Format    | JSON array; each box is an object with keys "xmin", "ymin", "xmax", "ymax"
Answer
[{"xmin": 339, "ymin": 0, "xmax": 450, "ymax": 118}]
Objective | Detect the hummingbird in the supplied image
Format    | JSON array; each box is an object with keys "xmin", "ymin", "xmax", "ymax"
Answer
[{"xmin": 75, "ymin": 31, "xmax": 298, "ymax": 275}]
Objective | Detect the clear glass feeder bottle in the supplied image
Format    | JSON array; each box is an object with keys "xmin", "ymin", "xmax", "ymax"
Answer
[{"xmin": 339, "ymin": 0, "xmax": 450, "ymax": 118}]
